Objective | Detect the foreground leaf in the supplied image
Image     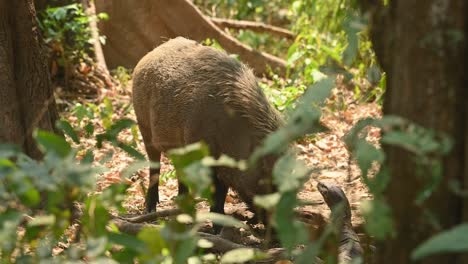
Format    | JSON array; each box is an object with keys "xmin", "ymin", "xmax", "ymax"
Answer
[
  {"xmin": 35, "ymin": 130, "xmax": 71, "ymax": 157},
  {"xmin": 411, "ymin": 224, "xmax": 468, "ymax": 260},
  {"xmin": 196, "ymin": 212, "xmax": 247, "ymax": 229},
  {"xmin": 221, "ymin": 248, "xmax": 256, "ymax": 264}
]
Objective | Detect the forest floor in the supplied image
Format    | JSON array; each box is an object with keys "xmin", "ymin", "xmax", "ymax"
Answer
[{"xmin": 60, "ymin": 74, "xmax": 381, "ymax": 237}]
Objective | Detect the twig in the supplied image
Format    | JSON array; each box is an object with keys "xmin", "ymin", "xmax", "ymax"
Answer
[{"xmin": 120, "ymin": 198, "xmax": 207, "ymax": 223}]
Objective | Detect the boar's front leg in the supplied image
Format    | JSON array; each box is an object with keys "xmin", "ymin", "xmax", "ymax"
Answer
[{"xmin": 211, "ymin": 172, "xmax": 228, "ymax": 233}]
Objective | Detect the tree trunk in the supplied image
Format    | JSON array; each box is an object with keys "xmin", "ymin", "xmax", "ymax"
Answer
[
  {"xmin": 94, "ymin": 0, "xmax": 288, "ymax": 76},
  {"xmin": 363, "ymin": 1, "xmax": 468, "ymax": 263},
  {"xmin": 81, "ymin": 0, "xmax": 109, "ymax": 72},
  {"xmin": 34, "ymin": 0, "xmax": 71, "ymax": 11},
  {"xmin": 0, "ymin": 0, "xmax": 58, "ymax": 159}
]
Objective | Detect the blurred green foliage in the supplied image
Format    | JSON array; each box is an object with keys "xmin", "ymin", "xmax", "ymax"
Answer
[
  {"xmin": 195, "ymin": 0, "xmax": 383, "ymax": 111},
  {"xmin": 38, "ymin": 4, "xmax": 108, "ymax": 64},
  {"xmin": 1, "ymin": 0, "xmax": 458, "ymax": 263}
]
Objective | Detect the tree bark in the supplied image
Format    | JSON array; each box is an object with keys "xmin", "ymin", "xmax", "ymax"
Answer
[
  {"xmin": 363, "ymin": 0, "xmax": 468, "ymax": 263},
  {"xmin": 0, "ymin": 0, "xmax": 58, "ymax": 159},
  {"xmin": 81, "ymin": 0, "xmax": 108, "ymax": 72},
  {"xmin": 34, "ymin": 0, "xmax": 71, "ymax": 11}
]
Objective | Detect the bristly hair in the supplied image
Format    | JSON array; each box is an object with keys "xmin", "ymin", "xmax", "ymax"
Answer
[{"xmin": 193, "ymin": 47, "xmax": 284, "ymax": 141}]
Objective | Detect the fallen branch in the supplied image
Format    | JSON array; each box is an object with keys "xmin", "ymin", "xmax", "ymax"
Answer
[
  {"xmin": 112, "ymin": 219, "xmax": 245, "ymax": 252},
  {"xmin": 112, "ymin": 218, "xmax": 290, "ymax": 263},
  {"xmin": 198, "ymin": 232, "xmax": 246, "ymax": 252},
  {"xmin": 198, "ymin": 233, "xmax": 290, "ymax": 263},
  {"xmin": 120, "ymin": 208, "xmax": 182, "ymax": 223},
  {"xmin": 210, "ymin": 17, "xmax": 295, "ymax": 40},
  {"xmin": 121, "ymin": 198, "xmax": 207, "ymax": 223},
  {"xmin": 112, "ymin": 218, "xmax": 157, "ymax": 235}
]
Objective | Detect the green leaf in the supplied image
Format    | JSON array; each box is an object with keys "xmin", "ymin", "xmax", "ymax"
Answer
[
  {"xmin": 361, "ymin": 199, "xmax": 394, "ymax": 240},
  {"xmin": 121, "ymin": 161, "xmax": 157, "ymax": 179},
  {"xmin": 254, "ymin": 193, "xmax": 281, "ymax": 210},
  {"xmin": 15, "ymin": 180, "xmax": 41, "ymax": 207},
  {"xmin": 108, "ymin": 232, "xmax": 145, "ymax": 252},
  {"xmin": 342, "ymin": 15, "xmax": 367, "ymax": 66},
  {"xmin": 90, "ymin": 258, "xmax": 119, "ymax": 264},
  {"xmin": 287, "ymin": 50, "xmax": 305, "ymax": 66},
  {"xmin": 106, "ymin": 119, "xmax": 136, "ymax": 139},
  {"xmin": 137, "ymin": 226, "xmax": 166, "ymax": 255},
  {"xmin": 412, "ymin": 224, "xmax": 468, "ymax": 260},
  {"xmin": 0, "ymin": 210, "xmax": 22, "ymax": 255},
  {"xmin": 354, "ymin": 139, "xmax": 384, "ymax": 181},
  {"xmin": 52, "ymin": 7, "xmax": 67, "ymax": 20},
  {"xmin": 176, "ymin": 214, "xmax": 194, "ymax": 224},
  {"xmin": 35, "ymin": 130, "xmax": 71, "ymax": 157},
  {"xmin": 274, "ymin": 192, "xmax": 307, "ymax": 250},
  {"xmin": 197, "ymin": 239, "xmax": 214, "ymax": 249},
  {"xmin": 27, "ymin": 215, "xmax": 55, "ymax": 227},
  {"xmin": 201, "ymin": 154, "xmax": 247, "ymax": 170},
  {"xmin": 221, "ymin": 248, "xmax": 256, "ymax": 264},
  {"xmin": 118, "ymin": 142, "xmax": 145, "ymax": 160},
  {"xmin": 0, "ymin": 158, "xmax": 16, "ymax": 175},
  {"xmin": 0, "ymin": 210, "xmax": 23, "ymax": 225},
  {"xmin": 250, "ymin": 129, "xmax": 290, "ymax": 163},
  {"xmin": 301, "ymin": 77, "xmax": 335, "ymax": 106},
  {"xmin": 0, "ymin": 144, "xmax": 21, "ymax": 159},
  {"xmin": 168, "ymin": 142, "xmax": 210, "ymax": 170},
  {"xmin": 196, "ymin": 212, "xmax": 247, "ymax": 229},
  {"xmin": 97, "ymin": 12, "xmax": 109, "ymax": 20},
  {"xmin": 84, "ymin": 123, "xmax": 95, "ymax": 136},
  {"xmin": 183, "ymin": 162, "xmax": 212, "ymax": 198},
  {"xmin": 81, "ymin": 150, "xmax": 94, "ymax": 164},
  {"xmin": 174, "ymin": 236, "xmax": 198, "ymax": 264},
  {"xmin": 295, "ymin": 242, "xmax": 321, "ymax": 264},
  {"xmin": 83, "ymin": 197, "xmax": 111, "ymax": 237},
  {"xmin": 342, "ymin": 33, "xmax": 358, "ymax": 66},
  {"xmin": 273, "ymin": 152, "xmax": 310, "ymax": 193},
  {"xmin": 56, "ymin": 120, "xmax": 80, "ymax": 144},
  {"xmin": 86, "ymin": 236, "xmax": 108, "ymax": 258},
  {"xmin": 251, "ymin": 77, "xmax": 334, "ymax": 163},
  {"xmin": 367, "ymin": 65, "xmax": 382, "ymax": 85}
]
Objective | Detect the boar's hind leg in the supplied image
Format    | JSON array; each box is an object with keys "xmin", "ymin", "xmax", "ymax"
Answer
[
  {"xmin": 178, "ymin": 180, "xmax": 189, "ymax": 196},
  {"xmin": 141, "ymin": 128, "xmax": 161, "ymax": 213},
  {"xmin": 145, "ymin": 147, "xmax": 161, "ymax": 213}
]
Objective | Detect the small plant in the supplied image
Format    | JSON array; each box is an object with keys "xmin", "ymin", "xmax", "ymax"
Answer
[
  {"xmin": 160, "ymin": 170, "xmax": 177, "ymax": 183},
  {"xmin": 37, "ymin": 3, "xmax": 109, "ymax": 84},
  {"xmin": 63, "ymin": 102, "xmax": 142, "ymax": 161},
  {"xmin": 39, "ymin": 4, "xmax": 93, "ymax": 64},
  {"xmin": 112, "ymin": 66, "xmax": 133, "ymax": 88}
]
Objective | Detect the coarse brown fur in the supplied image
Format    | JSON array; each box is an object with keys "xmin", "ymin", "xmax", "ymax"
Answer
[{"xmin": 132, "ymin": 37, "xmax": 284, "ymax": 217}]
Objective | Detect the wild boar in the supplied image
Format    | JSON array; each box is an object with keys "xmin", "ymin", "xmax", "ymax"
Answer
[{"xmin": 132, "ymin": 37, "xmax": 283, "ymax": 218}]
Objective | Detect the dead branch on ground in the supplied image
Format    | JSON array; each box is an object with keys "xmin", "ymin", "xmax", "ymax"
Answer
[{"xmin": 120, "ymin": 208, "xmax": 182, "ymax": 223}]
